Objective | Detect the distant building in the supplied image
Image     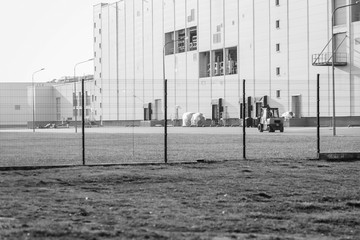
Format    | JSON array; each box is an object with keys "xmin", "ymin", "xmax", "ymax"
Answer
[
  {"xmin": 0, "ymin": 76, "xmax": 97, "ymax": 128},
  {"xmin": 93, "ymin": 0, "xmax": 360, "ymax": 126}
]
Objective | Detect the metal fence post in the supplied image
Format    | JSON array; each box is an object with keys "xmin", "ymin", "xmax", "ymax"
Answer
[
  {"xmin": 243, "ymin": 79, "xmax": 246, "ymax": 160},
  {"xmin": 317, "ymin": 74, "xmax": 320, "ymax": 159},
  {"xmin": 164, "ymin": 79, "xmax": 168, "ymax": 164},
  {"xmin": 82, "ymin": 79, "xmax": 85, "ymax": 165}
]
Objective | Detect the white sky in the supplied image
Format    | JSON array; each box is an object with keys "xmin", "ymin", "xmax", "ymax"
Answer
[{"xmin": 0, "ymin": 0, "xmax": 115, "ymax": 83}]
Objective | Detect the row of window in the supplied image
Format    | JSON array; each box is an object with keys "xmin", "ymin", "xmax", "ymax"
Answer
[
  {"xmin": 73, "ymin": 109, "xmax": 98, "ymax": 117},
  {"xmin": 165, "ymin": 27, "xmax": 197, "ymax": 55},
  {"xmin": 199, "ymin": 47, "xmax": 238, "ymax": 78},
  {"xmin": 73, "ymin": 92, "xmax": 98, "ymax": 107}
]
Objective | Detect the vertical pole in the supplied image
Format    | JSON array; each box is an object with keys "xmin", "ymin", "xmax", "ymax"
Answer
[
  {"xmin": 243, "ymin": 79, "xmax": 246, "ymax": 160},
  {"xmin": 331, "ymin": 13, "xmax": 336, "ymax": 136},
  {"xmin": 164, "ymin": 79, "xmax": 168, "ymax": 163},
  {"xmin": 82, "ymin": 79, "xmax": 85, "ymax": 165},
  {"xmin": 317, "ymin": 74, "xmax": 320, "ymax": 159},
  {"xmin": 74, "ymin": 81, "xmax": 78, "ymax": 133},
  {"xmin": 32, "ymin": 78, "xmax": 35, "ymax": 132}
]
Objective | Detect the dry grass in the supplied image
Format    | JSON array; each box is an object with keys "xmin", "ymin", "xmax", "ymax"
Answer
[
  {"xmin": 2, "ymin": 127, "xmax": 359, "ymax": 167},
  {"xmin": 0, "ymin": 127, "xmax": 359, "ymax": 239},
  {"xmin": 0, "ymin": 159, "xmax": 360, "ymax": 239}
]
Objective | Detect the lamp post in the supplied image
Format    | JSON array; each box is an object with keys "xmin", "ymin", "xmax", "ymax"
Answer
[
  {"xmin": 32, "ymin": 68, "xmax": 45, "ymax": 132},
  {"xmin": 73, "ymin": 58, "xmax": 94, "ymax": 133},
  {"xmin": 331, "ymin": 0, "xmax": 359, "ymax": 136}
]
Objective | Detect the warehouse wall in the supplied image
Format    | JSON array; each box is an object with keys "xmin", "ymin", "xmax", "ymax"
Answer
[{"xmin": 94, "ymin": 0, "xmax": 360, "ymax": 122}]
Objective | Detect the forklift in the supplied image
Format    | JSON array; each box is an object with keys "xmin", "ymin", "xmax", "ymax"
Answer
[{"xmin": 257, "ymin": 105, "xmax": 284, "ymax": 132}]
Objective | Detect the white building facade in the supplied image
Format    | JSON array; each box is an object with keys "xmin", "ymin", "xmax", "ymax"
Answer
[
  {"xmin": 94, "ymin": 0, "xmax": 360, "ymax": 125},
  {"xmin": 93, "ymin": 0, "xmax": 360, "ymax": 126}
]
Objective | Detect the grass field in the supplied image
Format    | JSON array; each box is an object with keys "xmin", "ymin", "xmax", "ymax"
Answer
[
  {"xmin": 0, "ymin": 127, "xmax": 359, "ymax": 239},
  {"xmin": 0, "ymin": 159, "xmax": 360, "ymax": 239},
  {"xmin": 0, "ymin": 127, "xmax": 359, "ymax": 167}
]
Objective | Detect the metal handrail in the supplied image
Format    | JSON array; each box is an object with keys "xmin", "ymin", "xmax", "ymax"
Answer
[
  {"xmin": 312, "ymin": 34, "xmax": 347, "ymax": 65},
  {"xmin": 312, "ymin": 52, "xmax": 347, "ymax": 65},
  {"xmin": 312, "ymin": 37, "xmax": 333, "ymax": 65},
  {"xmin": 326, "ymin": 35, "xmax": 348, "ymax": 63}
]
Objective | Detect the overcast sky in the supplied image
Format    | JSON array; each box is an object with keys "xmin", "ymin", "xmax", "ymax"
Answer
[{"xmin": 0, "ymin": 0, "xmax": 114, "ymax": 83}]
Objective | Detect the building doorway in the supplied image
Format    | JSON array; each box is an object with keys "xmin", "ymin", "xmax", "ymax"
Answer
[
  {"xmin": 143, "ymin": 103, "xmax": 152, "ymax": 121},
  {"xmin": 153, "ymin": 99, "xmax": 162, "ymax": 120},
  {"xmin": 292, "ymin": 95, "xmax": 301, "ymax": 118}
]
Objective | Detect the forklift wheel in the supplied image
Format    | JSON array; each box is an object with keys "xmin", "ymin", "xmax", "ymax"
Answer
[
  {"xmin": 280, "ymin": 127, "xmax": 284, "ymax": 132},
  {"xmin": 269, "ymin": 126, "xmax": 275, "ymax": 132},
  {"xmin": 258, "ymin": 124, "xmax": 263, "ymax": 132}
]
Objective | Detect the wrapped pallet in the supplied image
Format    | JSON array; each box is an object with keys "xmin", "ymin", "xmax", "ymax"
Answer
[
  {"xmin": 191, "ymin": 113, "xmax": 206, "ymax": 127},
  {"xmin": 182, "ymin": 112, "xmax": 194, "ymax": 127}
]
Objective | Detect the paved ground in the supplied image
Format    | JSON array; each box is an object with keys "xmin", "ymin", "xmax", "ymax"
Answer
[{"xmin": 1, "ymin": 126, "xmax": 360, "ymax": 136}]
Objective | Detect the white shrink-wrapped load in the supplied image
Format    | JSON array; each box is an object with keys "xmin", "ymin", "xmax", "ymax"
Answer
[
  {"xmin": 191, "ymin": 113, "xmax": 206, "ymax": 127},
  {"xmin": 281, "ymin": 111, "xmax": 294, "ymax": 121},
  {"xmin": 182, "ymin": 112, "xmax": 195, "ymax": 127}
]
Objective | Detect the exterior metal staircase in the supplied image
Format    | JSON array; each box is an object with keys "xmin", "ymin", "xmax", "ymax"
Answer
[{"xmin": 312, "ymin": 34, "xmax": 348, "ymax": 66}]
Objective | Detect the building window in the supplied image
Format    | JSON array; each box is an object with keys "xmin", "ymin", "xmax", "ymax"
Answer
[
  {"xmin": 99, "ymin": 13, "xmax": 101, "ymax": 19},
  {"xmin": 276, "ymin": 43, "xmax": 280, "ymax": 52},
  {"xmin": 14, "ymin": 105, "xmax": 20, "ymax": 110},
  {"xmin": 276, "ymin": 20, "xmax": 280, "ymax": 29},
  {"xmin": 99, "ymin": 58, "xmax": 101, "ymax": 63},
  {"xmin": 199, "ymin": 51, "xmax": 210, "ymax": 78},
  {"xmin": 94, "ymin": 51, "xmax": 96, "ymax": 57},
  {"xmin": 275, "ymin": 0, "xmax": 280, "ymax": 6},
  {"xmin": 175, "ymin": 29, "xmax": 186, "ymax": 53},
  {"xmin": 100, "ymin": 103, "xmax": 102, "ymax": 108},
  {"xmin": 78, "ymin": 92, "xmax": 82, "ymax": 106},
  {"xmin": 86, "ymin": 91, "xmax": 91, "ymax": 106},
  {"xmin": 94, "ymin": 37, "xmax": 96, "ymax": 43},
  {"xmin": 99, "ymin": 29, "xmax": 102, "ymax": 34},
  {"xmin": 94, "ymin": 22, "xmax": 96, "ymax": 28},
  {"xmin": 73, "ymin": 92, "xmax": 77, "ymax": 106},
  {"xmin": 351, "ymin": 0, "xmax": 360, "ymax": 22},
  {"xmin": 99, "ymin": 43, "xmax": 102, "ymax": 49},
  {"xmin": 100, "ymin": 88, "xmax": 102, "ymax": 93},
  {"xmin": 225, "ymin": 47, "xmax": 237, "ymax": 75},
  {"xmin": 213, "ymin": 32, "xmax": 222, "ymax": 44},
  {"xmin": 276, "ymin": 67, "xmax": 281, "ymax": 75},
  {"xmin": 164, "ymin": 32, "xmax": 174, "ymax": 55},
  {"xmin": 94, "ymin": 66, "xmax": 96, "ymax": 71},
  {"xmin": 212, "ymin": 49, "xmax": 224, "ymax": 76},
  {"xmin": 99, "ymin": 72, "xmax": 102, "ymax": 78},
  {"xmin": 187, "ymin": 27, "xmax": 197, "ymax": 51},
  {"xmin": 188, "ymin": 8, "xmax": 195, "ymax": 22},
  {"xmin": 276, "ymin": 90, "xmax": 281, "ymax": 98}
]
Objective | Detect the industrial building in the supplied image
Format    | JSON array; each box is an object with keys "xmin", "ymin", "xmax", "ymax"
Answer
[
  {"xmin": 0, "ymin": 76, "xmax": 97, "ymax": 128},
  {"xmin": 93, "ymin": 0, "xmax": 360, "ymax": 126}
]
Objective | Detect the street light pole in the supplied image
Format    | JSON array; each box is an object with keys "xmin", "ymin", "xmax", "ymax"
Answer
[
  {"xmin": 32, "ymin": 68, "xmax": 45, "ymax": 132},
  {"xmin": 73, "ymin": 58, "xmax": 94, "ymax": 133},
  {"xmin": 331, "ymin": 0, "xmax": 359, "ymax": 136}
]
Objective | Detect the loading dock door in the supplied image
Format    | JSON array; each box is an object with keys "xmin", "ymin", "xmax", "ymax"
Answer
[
  {"xmin": 292, "ymin": 95, "xmax": 301, "ymax": 118},
  {"xmin": 154, "ymin": 99, "xmax": 162, "ymax": 120}
]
